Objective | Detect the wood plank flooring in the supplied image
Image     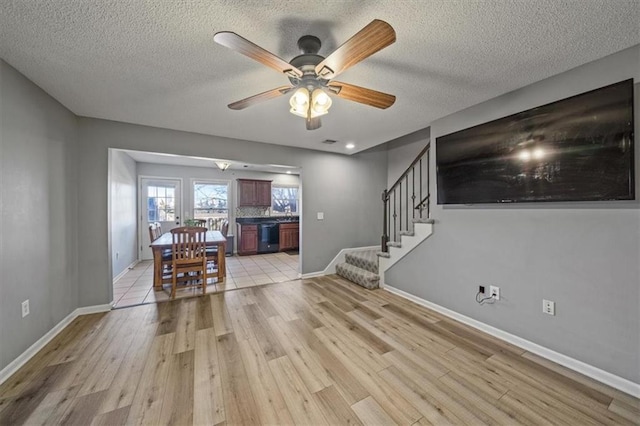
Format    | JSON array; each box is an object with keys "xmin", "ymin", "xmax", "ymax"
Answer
[{"xmin": 1, "ymin": 275, "xmax": 638, "ymax": 425}]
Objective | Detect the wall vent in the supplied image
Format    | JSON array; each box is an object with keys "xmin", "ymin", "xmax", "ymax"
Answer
[{"xmin": 322, "ymin": 139, "xmax": 337, "ymax": 145}]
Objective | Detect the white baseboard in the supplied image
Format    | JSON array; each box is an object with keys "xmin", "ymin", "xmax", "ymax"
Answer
[
  {"xmin": 383, "ymin": 284, "xmax": 640, "ymax": 398},
  {"xmin": 300, "ymin": 271, "xmax": 325, "ymax": 279},
  {"xmin": 113, "ymin": 259, "xmax": 140, "ymax": 283},
  {"xmin": 0, "ymin": 302, "xmax": 113, "ymax": 386}
]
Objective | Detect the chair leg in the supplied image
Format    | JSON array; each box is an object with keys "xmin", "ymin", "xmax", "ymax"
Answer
[
  {"xmin": 202, "ymin": 260, "xmax": 207, "ymax": 295},
  {"xmin": 171, "ymin": 272, "xmax": 177, "ymax": 299}
]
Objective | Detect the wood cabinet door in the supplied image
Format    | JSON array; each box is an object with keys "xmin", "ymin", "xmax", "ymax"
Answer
[
  {"xmin": 278, "ymin": 223, "xmax": 298, "ymax": 251},
  {"xmin": 238, "ymin": 180, "xmax": 256, "ymax": 206},
  {"xmin": 255, "ymin": 181, "xmax": 272, "ymax": 206},
  {"xmin": 280, "ymin": 229, "xmax": 291, "ymax": 251},
  {"xmin": 239, "ymin": 225, "xmax": 258, "ymax": 254},
  {"xmin": 292, "ymin": 227, "xmax": 299, "ymax": 249}
]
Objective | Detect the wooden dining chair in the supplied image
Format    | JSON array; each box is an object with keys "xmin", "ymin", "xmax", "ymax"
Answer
[
  {"xmin": 208, "ymin": 217, "xmax": 224, "ymax": 231},
  {"xmin": 148, "ymin": 223, "xmax": 158, "ymax": 242},
  {"xmin": 154, "ymin": 222, "xmax": 163, "ymax": 239},
  {"xmin": 170, "ymin": 226, "xmax": 208, "ymax": 299},
  {"xmin": 149, "ymin": 222, "xmax": 173, "ymax": 278},
  {"xmin": 205, "ymin": 219, "xmax": 229, "ymax": 270}
]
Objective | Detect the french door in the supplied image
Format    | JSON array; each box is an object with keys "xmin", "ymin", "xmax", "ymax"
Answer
[{"xmin": 139, "ymin": 178, "xmax": 182, "ymax": 260}]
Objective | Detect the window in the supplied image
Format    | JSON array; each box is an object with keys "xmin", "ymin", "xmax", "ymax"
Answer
[
  {"xmin": 272, "ymin": 185, "xmax": 299, "ymax": 214},
  {"xmin": 147, "ymin": 185, "xmax": 176, "ymax": 221},
  {"xmin": 193, "ymin": 181, "xmax": 229, "ymax": 222}
]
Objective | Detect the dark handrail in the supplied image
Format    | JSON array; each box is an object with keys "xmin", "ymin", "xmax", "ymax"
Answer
[
  {"xmin": 385, "ymin": 142, "xmax": 431, "ymax": 198},
  {"xmin": 415, "ymin": 194, "xmax": 430, "ymax": 209},
  {"xmin": 381, "ymin": 141, "xmax": 430, "ymax": 252}
]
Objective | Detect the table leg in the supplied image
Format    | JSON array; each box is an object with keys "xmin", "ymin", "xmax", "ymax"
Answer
[
  {"xmin": 153, "ymin": 247, "xmax": 162, "ymax": 291},
  {"xmin": 217, "ymin": 242, "xmax": 226, "ymax": 282}
]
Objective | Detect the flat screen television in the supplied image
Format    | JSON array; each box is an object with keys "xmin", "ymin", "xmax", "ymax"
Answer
[{"xmin": 436, "ymin": 79, "xmax": 635, "ymax": 204}]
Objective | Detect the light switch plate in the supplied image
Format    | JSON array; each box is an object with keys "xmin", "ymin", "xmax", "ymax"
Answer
[{"xmin": 317, "ymin": 212, "xmax": 324, "ymax": 220}]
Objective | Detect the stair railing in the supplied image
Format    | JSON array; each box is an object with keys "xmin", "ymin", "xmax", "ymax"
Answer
[{"xmin": 381, "ymin": 142, "xmax": 430, "ymax": 252}]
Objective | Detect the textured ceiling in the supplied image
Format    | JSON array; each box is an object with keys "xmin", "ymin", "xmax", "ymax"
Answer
[{"xmin": 1, "ymin": 1, "xmax": 638, "ymax": 154}]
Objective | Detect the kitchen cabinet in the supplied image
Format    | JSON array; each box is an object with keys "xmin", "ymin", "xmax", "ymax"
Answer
[
  {"xmin": 237, "ymin": 179, "xmax": 272, "ymax": 207},
  {"xmin": 237, "ymin": 223, "xmax": 258, "ymax": 255},
  {"xmin": 279, "ymin": 222, "xmax": 299, "ymax": 251}
]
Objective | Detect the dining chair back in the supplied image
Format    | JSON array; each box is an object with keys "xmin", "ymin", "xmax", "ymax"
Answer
[
  {"xmin": 170, "ymin": 226, "xmax": 208, "ymax": 298},
  {"xmin": 148, "ymin": 223, "xmax": 156, "ymax": 242},
  {"xmin": 208, "ymin": 217, "xmax": 226, "ymax": 231},
  {"xmin": 148, "ymin": 222, "xmax": 164, "ymax": 241}
]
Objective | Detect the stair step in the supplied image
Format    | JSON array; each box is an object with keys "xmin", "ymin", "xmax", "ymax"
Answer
[
  {"xmin": 344, "ymin": 250, "xmax": 378, "ymax": 274},
  {"xmin": 376, "ymin": 251, "xmax": 390, "ymax": 258},
  {"xmin": 336, "ymin": 263, "xmax": 379, "ymax": 290},
  {"xmin": 412, "ymin": 218, "xmax": 435, "ymax": 224},
  {"xmin": 399, "ymin": 231, "xmax": 415, "ymax": 237},
  {"xmin": 387, "ymin": 241, "xmax": 402, "ymax": 248}
]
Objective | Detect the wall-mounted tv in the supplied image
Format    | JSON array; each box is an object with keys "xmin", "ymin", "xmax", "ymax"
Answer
[{"xmin": 436, "ymin": 79, "xmax": 635, "ymax": 204}]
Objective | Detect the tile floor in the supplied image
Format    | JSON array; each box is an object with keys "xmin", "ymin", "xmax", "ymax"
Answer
[{"xmin": 113, "ymin": 251, "xmax": 300, "ymax": 308}]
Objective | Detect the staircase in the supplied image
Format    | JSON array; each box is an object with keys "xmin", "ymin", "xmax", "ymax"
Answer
[
  {"xmin": 336, "ymin": 250, "xmax": 380, "ymax": 289},
  {"xmin": 335, "ymin": 218, "xmax": 434, "ymax": 289},
  {"xmin": 336, "ymin": 141, "xmax": 433, "ymax": 289}
]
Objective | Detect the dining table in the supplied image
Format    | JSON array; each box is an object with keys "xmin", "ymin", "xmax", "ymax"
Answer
[{"xmin": 150, "ymin": 230, "xmax": 227, "ymax": 290}]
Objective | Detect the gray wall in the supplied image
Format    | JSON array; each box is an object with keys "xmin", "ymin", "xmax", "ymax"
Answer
[
  {"xmin": 386, "ymin": 127, "xmax": 431, "ymax": 188},
  {"xmin": 135, "ymin": 161, "xmax": 300, "ymax": 253},
  {"xmin": 109, "ymin": 150, "xmax": 137, "ymax": 278},
  {"xmin": 386, "ymin": 46, "xmax": 640, "ymax": 383},
  {"xmin": 0, "ymin": 60, "xmax": 79, "ymax": 372},
  {"xmin": 78, "ymin": 119, "xmax": 387, "ymax": 306}
]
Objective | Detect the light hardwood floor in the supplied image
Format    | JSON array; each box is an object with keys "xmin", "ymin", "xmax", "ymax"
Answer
[{"xmin": 1, "ymin": 275, "xmax": 638, "ymax": 425}]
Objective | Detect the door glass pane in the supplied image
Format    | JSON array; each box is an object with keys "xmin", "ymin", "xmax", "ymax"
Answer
[{"xmin": 147, "ymin": 185, "xmax": 176, "ymax": 222}]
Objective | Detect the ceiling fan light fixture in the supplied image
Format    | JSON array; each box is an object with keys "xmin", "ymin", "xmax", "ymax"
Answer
[
  {"xmin": 215, "ymin": 161, "xmax": 231, "ymax": 171},
  {"xmin": 311, "ymin": 89, "xmax": 332, "ymax": 117},
  {"xmin": 289, "ymin": 88, "xmax": 310, "ymax": 118}
]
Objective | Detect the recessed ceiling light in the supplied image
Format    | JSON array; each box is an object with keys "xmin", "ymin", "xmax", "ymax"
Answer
[
  {"xmin": 345, "ymin": 143, "xmax": 355, "ymax": 149},
  {"xmin": 286, "ymin": 170, "xmax": 292, "ymax": 174}
]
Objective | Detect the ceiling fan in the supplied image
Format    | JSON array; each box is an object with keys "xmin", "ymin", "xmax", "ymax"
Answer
[{"xmin": 213, "ymin": 19, "xmax": 396, "ymax": 130}]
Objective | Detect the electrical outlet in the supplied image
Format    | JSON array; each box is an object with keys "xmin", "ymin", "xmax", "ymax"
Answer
[
  {"xmin": 478, "ymin": 285, "xmax": 485, "ymax": 294},
  {"xmin": 21, "ymin": 300, "xmax": 30, "ymax": 318},
  {"xmin": 543, "ymin": 299, "xmax": 555, "ymax": 315},
  {"xmin": 490, "ymin": 286, "xmax": 500, "ymax": 300}
]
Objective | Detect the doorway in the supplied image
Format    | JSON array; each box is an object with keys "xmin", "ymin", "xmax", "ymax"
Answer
[{"xmin": 138, "ymin": 177, "xmax": 182, "ymax": 260}]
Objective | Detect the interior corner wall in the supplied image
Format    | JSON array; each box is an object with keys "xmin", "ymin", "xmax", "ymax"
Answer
[
  {"xmin": 0, "ymin": 60, "xmax": 79, "ymax": 372},
  {"xmin": 385, "ymin": 45, "xmax": 640, "ymax": 384},
  {"xmin": 77, "ymin": 119, "xmax": 387, "ymax": 306},
  {"xmin": 110, "ymin": 149, "xmax": 138, "ymax": 278},
  {"xmin": 386, "ymin": 127, "xmax": 431, "ymax": 188}
]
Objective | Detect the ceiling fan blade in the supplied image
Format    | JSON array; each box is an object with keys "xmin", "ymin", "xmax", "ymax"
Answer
[
  {"xmin": 306, "ymin": 117, "xmax": 321, "ymax": 130},
  {"xmin": 214, "ymin": 31, "xmax": 303, "ymax": 79},
  {"xmin": 328, "ymin": 81, "xmax": 395, "ymax": 109},
  {"xmin": 228, "ymin": 86, "xmax": 294, "ymax": 110},
  {"xmin": 315, "ymin": 20, "xmax": 395, "ymax": 79}
]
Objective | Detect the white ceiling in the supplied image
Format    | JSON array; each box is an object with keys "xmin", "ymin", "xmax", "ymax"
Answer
[
  {"xmin": 122, "ymin": 149, "xmax": 299, "ymax": 174},
  {"xmin": 1, "ymin": 1, "xmax": 638, "ymax": 154}
]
